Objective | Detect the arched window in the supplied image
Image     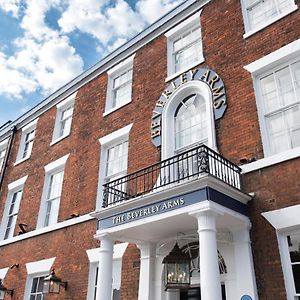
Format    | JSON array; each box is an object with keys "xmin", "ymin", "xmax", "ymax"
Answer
[
  {"xmin": 161, "ymin": 81, "xmax": 216, "ymax": 160},
  {"xmin": 174, "ymin": 94, "xmax": 207, "ymax": 152}
]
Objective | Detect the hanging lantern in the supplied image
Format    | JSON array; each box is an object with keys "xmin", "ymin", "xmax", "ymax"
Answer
[
  {"xmin": 43, "ymin": 269, "xmax": 67, "ymax": 294},
  {"xmin": 162, "ymin": 242, "xmax": 190, "ymax": 290},
  {"xmin": 0, "ymin": 280, "xmax": 13, "ymax": 300}
]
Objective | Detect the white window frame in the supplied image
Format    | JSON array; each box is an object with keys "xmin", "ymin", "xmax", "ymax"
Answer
[
  {"xmin": 97, "ymin": 124, "xmax": 133, "ymax": 209},
  {"xmin": 244, "ymin": 39, "xmax": 300, "ymax": 160},
  {"xmin": 36, "ymin": 154, "xmax": 69, "ymax": 229},
  {"xmin": 0, "ymin": 138, "xmax": 8, "ymax": 171},
  {"xmin": 0, "ymin": 175, "xmax": 27, "ymax": 240},
  {"xmin": 104, "ymin": 54, "xmax": 135, "ymax": 116},
  {"xmin": 165, "ymin": 11, "xmax": 203, "ymax": 81},
  {"xmin": 0, "ymin": 267, "xmax": 9, "ymax": 281},
  {"xmin": 161, "ymin": 81, "xmax": 217, "ymax": 160},
  {"xmin": 263, "ymin": 204, "xmax": 300, "ymax": 300},
  {"xmin": 86, "ymin": 243, "xmax": 128, "ymax": 300},
  {"xmin": 240, "ymin": 0, "xmax": 298, "ymax": 39},
  {"xmin": 51, "ymin": 92, "xmax": 77, "ymax": 146},
  {"xmin": 24, "ymin": 257, "xmax": 55, "ymax": 300},
  {"xmin": 15, "ymin": 118, "xmax": 38, "ymax": 165}
]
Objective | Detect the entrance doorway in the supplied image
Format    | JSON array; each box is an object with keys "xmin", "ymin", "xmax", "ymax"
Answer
[{"xmin": 180, "ymin": 285, "xmax": 226, "ymax": 300}]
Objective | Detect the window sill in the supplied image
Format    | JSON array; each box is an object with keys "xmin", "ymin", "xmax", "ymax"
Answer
[
  {"xmin": 243, "ymin": 6, "xmax": 298, "ymax": 39},
  {"xmin": 14, "ymin": 156, "xmax": 30, "ymax": 166},
  {"xmin": 241, "ymin": 147, "xmax": 300, "ymax": 174},
  {"xmin": 50, "ymin": 134, "xmax": 70, "ymax": 146},
  {"xmin": 0, "ymin": 213, "xmax": 93, "ymax": 247},
  {"xmin": 103, "ymin": 99, "xmax": 132, "ymax": 117},
  {"xmin": 165, "ymin": 57, "xmax": 205, "ymax": 83}
]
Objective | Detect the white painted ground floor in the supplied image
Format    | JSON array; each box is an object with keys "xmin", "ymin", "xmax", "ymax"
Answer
[{"xmin": 92, "ymin": 177, "xmax": 259, "ymax": 300}]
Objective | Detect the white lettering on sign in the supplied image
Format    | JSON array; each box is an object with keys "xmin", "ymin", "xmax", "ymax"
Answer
[{"xmin": 111, "ymin": 198, "xmax": 185, "ymax": 225}]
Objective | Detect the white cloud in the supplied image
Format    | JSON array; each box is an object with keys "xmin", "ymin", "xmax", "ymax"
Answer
[
  {"xmin": 0, "ymin": 0, "xmax": 21, "ymax": 17},
  {"xmin": 107, "ymin": 37, "xmax": 127, "ymax": 53},
  {"xmin": 58, "ymin": 0, "xmax": 112, "ymax": 43},
  {"xmin": 58, "ymin": 0, "xmax": 181, "ymax": 50},
  {"xmin": 0, "ymin": 52, "xmax": 36, "ymax": 99},
  {"xmin": 0, "ymin": 0, "xmax": 182, "ymax": 101},
  {"xmin": 136, "ymin": 0, "xmax": 182, "ymax": 24},
  {"xmin": 0, "ymin": 0, "xmax": 84, "ymax": 100}
]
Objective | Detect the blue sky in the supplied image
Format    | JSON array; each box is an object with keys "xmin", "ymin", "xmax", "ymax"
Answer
[{"xmin": 0, "ymin": 0, "xmax": 183, "ymax": 126}]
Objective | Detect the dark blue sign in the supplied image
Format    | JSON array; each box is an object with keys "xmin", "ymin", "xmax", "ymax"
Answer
[{"xmin": 98, "ymin": 187, "xmax": 248, "ymax": 229}]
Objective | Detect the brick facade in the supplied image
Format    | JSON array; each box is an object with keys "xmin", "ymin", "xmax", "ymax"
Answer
[{"xmin": 0, "ymin": 0, "xmax": 299, "ymax": 299}]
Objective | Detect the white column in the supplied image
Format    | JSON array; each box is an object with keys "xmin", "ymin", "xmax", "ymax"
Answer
[
  {"xmin": 96, "ymin": 234, "xmax": 114, "ymax": 300},
  {"xmin": 193, "ymin": 209, "xmax": 222, "ymax": 300},
  {"xmin": 137, "ymin": 243, "xmax": 156, "ymax": 300},
  {"xmin": 232, "ymin": 223, "xmax": 258, "ymax": 300}
]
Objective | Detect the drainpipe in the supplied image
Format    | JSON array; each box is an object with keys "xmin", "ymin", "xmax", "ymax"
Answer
[{"xmin": 0, "ymin": 125, "xmax": 17, "ymax": 191}]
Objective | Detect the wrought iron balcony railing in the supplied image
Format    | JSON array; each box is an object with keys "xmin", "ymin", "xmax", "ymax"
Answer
[{"xmin": 102, "ymin": 144, "xmax": 241, "ymax": 208}]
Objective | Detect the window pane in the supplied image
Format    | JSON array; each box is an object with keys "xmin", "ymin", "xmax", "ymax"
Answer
[
  {"xmin": 247, "ymin": 0, "xmax": 293, "ymax": 29},
  {"xmin": 30, "ymin": 277, "xmax": 45, "ymax": 299},
  {"xmin": 276, "ymin": 66, "xmax": 295, "ymax": 106},
  {"xmin": 23, "ymin": 140, "xmax": 34, "ymax": 158},
  {"xmin": 25, "ymin": 130, "xmax": 35, "ymax": 142},
  {"xmin": 0, "ymin": 149, "xmax": 6, "ymax": 169},
  {"xmin": 175, "ymin": 40, "xmax": 201, "ymax": 73},
  {"xmin": 261, "ymin": 60, "xmax": 300, "ymax": 155},
  {"xmin": 59, "ymin": 106, "xmax": 73, "ymax": 137},
  {"xmin": 292, "ymin": 265, "xmax": 300, "ymax": 294},
  {"xmin": 4, "ymin": 190, "xmax": 22, "ymax": 239},
  {"xmin": 4, "ymin": 215, "xmax": 16, "ymax": 239},
  {"xmin": 31, "ymin": 278, "xmax": 38, "ymax": 293},
  {"xmin": 266, "ymin": 113, "xmax": 290, "ymax": 154},
  {"xmin": 261, "ymin": 74, "xmax": 278, "ymax": 112},
  {"xmin": 173, "ymin": 26, "xmax": 201, "ymax": 73},
  {"xmin": 289, "ymin": 233, "xmax": 300, "ymax": 263},
  {"xmin": 112, "ymin": 69, "xmax": 133, "ymax": 108},
  {"xmin": 175, "ymin": 95, "xmax": 207, "ymax": 150},
  {"xmin": 37, "ymin": 277, "xmax": 44, "ymax": 292},
  {"xmin": 106, "ymin": 142, "xmax": 128, "ymax": 178},
  {"xmin": 45, "ymin": 171, "xmax": 64, "ymax": 226},
  {"xmin": 285, "ymin": 106, "xmax": 300, "ymax": 148},
  {"xmin": 47, "ymin": 172, "xmax": 64, "ymax": 200},
  {"xmin": 114, "ymin": 82, "xmax": 131, "ymax": 107},
  {"xmin": 292, "ymin": 61, "xmax": 300, "ymax": 100}
]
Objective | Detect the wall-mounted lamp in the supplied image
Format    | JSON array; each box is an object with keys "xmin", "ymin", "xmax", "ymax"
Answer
[
  {"xmin": 0, "ymin": 279, "xmax": 13, "ymax": 299},
  {"xmin": 43, "ymin": 269, "xmax": 68, "ymax": 294}
]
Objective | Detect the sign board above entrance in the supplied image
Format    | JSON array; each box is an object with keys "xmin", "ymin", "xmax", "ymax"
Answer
[
  {"xmin": 151, "ymin": 68, "xmax": 227, "ymax": 147},
  {"xmin": 99, "ymin": 187, "xmax": 248, "ymax": 230}
]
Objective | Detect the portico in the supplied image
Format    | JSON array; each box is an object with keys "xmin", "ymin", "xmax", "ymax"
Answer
[{"xmin": 92, "ymin": 166, "xmax": 258, "ymax": 300}]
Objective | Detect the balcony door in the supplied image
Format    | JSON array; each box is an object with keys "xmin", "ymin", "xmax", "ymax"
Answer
[
  {"xmin": 161, "ymin": 80, "xmax": 216, "ymax": 161},
  {"xmin": 174, "ymin": 94, "xmax": 207, "ymax": 154}
]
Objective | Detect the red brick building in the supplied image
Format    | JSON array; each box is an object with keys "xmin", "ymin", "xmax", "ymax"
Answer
[{"xmin": 0, "ymin": 0, "xmax": 299, "ymax": 299}]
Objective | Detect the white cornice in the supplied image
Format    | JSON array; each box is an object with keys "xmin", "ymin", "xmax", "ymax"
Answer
[{"xmin": 0, "ymin": 0, "xmax": 209, "ymax": 139}]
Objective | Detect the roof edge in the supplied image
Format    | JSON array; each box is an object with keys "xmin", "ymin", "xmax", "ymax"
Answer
[{"xmin": 0, "ymin": 0, "xmax": 209, "ymax": 138}]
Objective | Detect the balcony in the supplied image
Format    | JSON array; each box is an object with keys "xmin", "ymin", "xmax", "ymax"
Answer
[{"xmin": 102, "ymin": 144, "xmax": 241, "ymax": 208}]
